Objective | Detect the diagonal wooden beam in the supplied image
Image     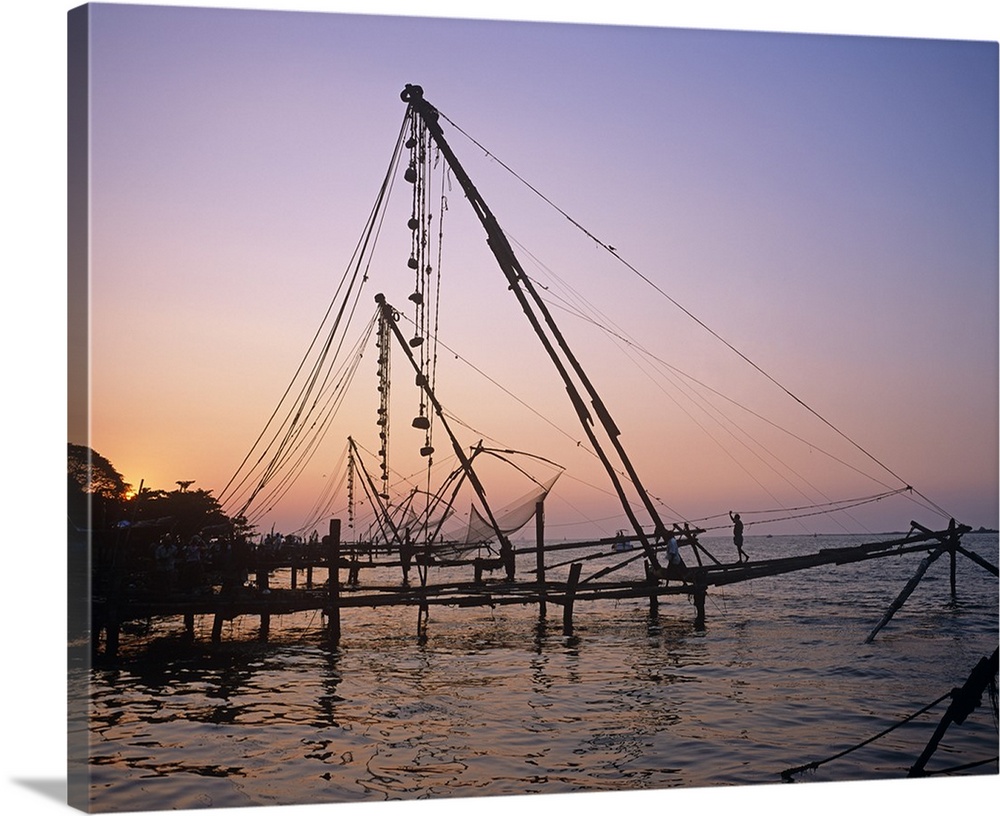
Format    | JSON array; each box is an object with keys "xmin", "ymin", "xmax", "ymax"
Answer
[{"xmin": 865, "ymin": 544, "xmax": 946, "ymax": 643}]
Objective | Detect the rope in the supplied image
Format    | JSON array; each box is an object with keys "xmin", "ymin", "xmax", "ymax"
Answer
[
  {"xmin": 220, "ymin": 112, "xmax": 409, "ymax": 513},
  {"xmin": 221, "ymin": 112, "xmax": 411, "ymax": 526},
  {"xmin": 780, "ymin": 690, "xmax": 952, "ymax": 780}
]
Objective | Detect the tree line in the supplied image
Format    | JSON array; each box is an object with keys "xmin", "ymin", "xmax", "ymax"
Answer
[{"xmin": 67, "ymin": 443, "xmax": 252, "ymax": 541}]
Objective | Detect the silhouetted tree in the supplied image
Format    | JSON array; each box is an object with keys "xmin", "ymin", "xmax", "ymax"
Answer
[
  {"xmin": 68, "ymin": 443, "xmax": 130, "ymax": 499},
  {"xmin": 68, "ymin": 444, "xmax": 251, "ymax": 543},
  {"xmin": 133, "ymin": 486, "xmax": 229, "ymax": 540},
  {"xmin": 68, "ymin": 443, "xmax": 131, "ymax": 530}
]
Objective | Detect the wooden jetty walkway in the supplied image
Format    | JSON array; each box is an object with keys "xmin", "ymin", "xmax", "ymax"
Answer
[{"xmin": 90, "ymin": 516, "xmax": 995, "ymax": 659}]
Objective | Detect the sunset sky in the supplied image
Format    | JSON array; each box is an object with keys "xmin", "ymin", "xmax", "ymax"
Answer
[{"xmin": 74, "ymin": 2, "xmax": 998, "ymax": 541}]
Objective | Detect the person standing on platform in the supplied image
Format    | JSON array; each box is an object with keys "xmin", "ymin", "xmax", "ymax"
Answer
[
  {"xmin": 664, "ymin": 530, "xmax": 688, "ymax": 585},
  {"xmin": 729, "ymin": 511, "xmax": 748, "ymax": 562}
]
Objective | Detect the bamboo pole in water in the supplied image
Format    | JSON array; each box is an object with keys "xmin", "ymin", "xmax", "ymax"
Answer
[
  {"xmin": 327, "ymin": 518, "xmax": 341, "ymax": 643},
  {"xmin": 865, "ymin": 545, "xmax": 946, "ymax": 643},
  {"xmin": 257, "ymin": 562, "xmax": 270, "ymax": 641},
  {"xmin": 562, "ymin": 562, "xmax": 583, "ymax": 636},
  {"xmin": 535, "ymin": 500, "xmax": 546, "ymax": 618},
  {"xmin": 644, "ymin": 560, "xmax": 658, "ymax": 618}
]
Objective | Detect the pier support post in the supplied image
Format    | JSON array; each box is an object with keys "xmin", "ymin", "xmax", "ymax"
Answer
[
  {"xmin": 644, "ymin": 560, "xmax": 659, "ymax": 619},
  {"xmin": 947, "ymin": 518, "xmax": 958, "ymax": 606},
  {"xmin": 401, "ymin": 530, "xmax": 412, "ymax": 586},
  {"xmin": 949, "ymin": 549, "xmax": 957, "ymax": 605},
  {"xmin": 327, "ymin": 518, "xmax": 342, "ymax": 643},
  {"xmin": 104, "ymin": 537, "xmax": 124, "ymax": 658},
  {"xmin": 535, "ymin": 501, "xmax": 546, "ymax": 617},
  {"xmin": 562, "ymin": 562, "xmax": 582, "ymax": 636},
  {"xmin": 417, "ymin": 602, "xmax": 429, "ymax": 643},
  {"xmin": 693, "ymin": 579, "xmax": 707, "ymax": 629},
  {"xmin": 257, "ymin": 562, "xmax": 270, "ymax": 641}
]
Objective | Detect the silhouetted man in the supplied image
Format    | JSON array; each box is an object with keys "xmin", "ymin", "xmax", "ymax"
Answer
[{"xmin": 729, "ymin": 511, "xmax": 748, "ymax": 562}]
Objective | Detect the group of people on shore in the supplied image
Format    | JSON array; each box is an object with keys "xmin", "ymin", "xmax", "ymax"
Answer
[{"xmin": 152, "ymin": 532, "xmax": 248, "ymax": 594}]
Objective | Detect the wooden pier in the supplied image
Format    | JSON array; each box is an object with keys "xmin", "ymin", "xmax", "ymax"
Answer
[{"xmin": 88, "ymin": 517, "xmax": 995, "ymax": 659}]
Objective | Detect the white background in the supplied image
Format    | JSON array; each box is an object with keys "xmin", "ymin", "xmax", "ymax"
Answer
[{"xmin": 2, "ymin": 2, "xmax": 997, "ymax": 815}]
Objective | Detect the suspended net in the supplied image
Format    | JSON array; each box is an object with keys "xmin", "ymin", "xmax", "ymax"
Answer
[{"xmin": 465, "ymin": 474, "xmax": 561, "ymax": 545}]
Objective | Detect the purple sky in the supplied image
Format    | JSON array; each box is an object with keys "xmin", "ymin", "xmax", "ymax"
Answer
[
  {"xmin": 78, "ymin": 4, "xmax": 997, "ymax": 537},
  {"xmin": 76, "ymin": 3, "xmax": 998, "ymax": 540}
]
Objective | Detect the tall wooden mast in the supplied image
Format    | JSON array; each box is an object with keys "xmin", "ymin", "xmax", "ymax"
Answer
[{"xmin": 401, "ymin": 83, "xmax": 669, "ymax": 572}]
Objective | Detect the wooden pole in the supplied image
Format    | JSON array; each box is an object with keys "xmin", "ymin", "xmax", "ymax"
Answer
[
  {"xmin": 956, "ymin": 545, "xmax": 998, "ymax": 576},
  {"xmin": 105, "ymin": 535, "xmax": 125, "ymax": 658},
  {"xmin": 562, "ymin": 562, "xmax": 582, "ymax": 636},
  {"xmin": 328, "ymin": 518, "xmax": 342, "ymax": 643},
  {"xmin": 946, "ymin": 517, "xmax": 960, "ymax": 605},
  {"xmin": 401, "ymin": 528, "xmax": 412, "ymax": 586},
  {"xmin": 865, "ymin": 545, "xmax": 946, "ymax": 643},
  {"xmin": 909, "ymin": 649, "xmax": 998, "ymax": 776},
  {"xmin": 417, "ymin": 603, "xmax": 428, "ymax": 642},
  {"xmin": 211, "ymin": 611, "xmax": 224, "ymax": 643},
  {"xmin": 644, "ymin": 560, "xmax": 658, "ymax": 618},
  {"xmin": 535, "ymin": 500, "xmax": 546, "ymax": 617},
  {"xmin": 949, "ymin": 548, "xmax": 957, "ymax": 605},
  {"xmin": 257, "ymin": 561, "xmax": 270, "ymax": 641},
  {"xmin": 693, "ymin": 578, "xmax": 707, "ymax": 628}
]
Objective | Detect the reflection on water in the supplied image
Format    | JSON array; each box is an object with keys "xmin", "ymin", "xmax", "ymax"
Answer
[{"xmin": 85, "ymin": 535, "xmax": 998, "ymax": 811}]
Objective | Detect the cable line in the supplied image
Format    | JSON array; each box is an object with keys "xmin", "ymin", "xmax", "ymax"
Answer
[{"xmin": 439, "ymin": 110, "xmax": 951, "ymax": 521}]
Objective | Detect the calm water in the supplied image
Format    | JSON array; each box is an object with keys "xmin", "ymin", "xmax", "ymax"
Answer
[{"xmin": 77, "ymin": 534, "xmax": 999, "ymax": 812}]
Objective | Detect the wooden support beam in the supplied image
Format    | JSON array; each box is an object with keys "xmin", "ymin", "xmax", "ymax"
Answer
[
  {"xmin": 417, "ymin": 602, "xmax": 429, "ymax": 643},
  {"xmin": 693, "ymin": 579, "xmax": 707, "ymax": 628},
  {"xmin": 909, "ymin": 649, "xmax": 999, "ymax": 776},
  {"xmin": 211, "ymin": 612, "xmax": 224, "ymax": 643},
  {"xmin": 535, "ymin": 500, "xmax": 546, "ymax": 618},
  {"xmin": 956, "ymin": 545, "xmax": 998, "ymax": 577},
  {"xmin": 949, "ymin": 548, "xmax": 957, "ymax": 606},
  {"xmin": 644, "ymin": 560, "xmax": 658, "ymax": 618},
  {"xmin": 562, "ymin": 562, "xmax": 583, "ymax": 636},
  {"xmin": 327, "ymin": 518, "xmax": 342, "ymax": 643},
  {"xmin": 401, "ymin": 529, "xmax": 412, "ymax": 586},
  {"xmin": 865, "ymin": 545, "xmax": 946, "ymax": 643},
  {"xmin": 256, "ymin": 563, "xmax": 270, "ymax": 641}
]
